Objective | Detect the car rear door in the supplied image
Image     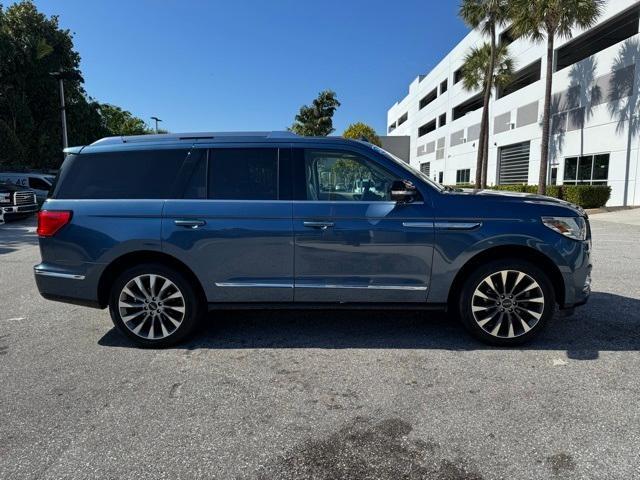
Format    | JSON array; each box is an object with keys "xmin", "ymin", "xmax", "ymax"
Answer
[
  {"xmin": 162, "ymin": 145, "xmax": 294, "ymax": 303},
  {"xmin": 292, "ymin": 146, "xmax": 434, "ymax": 303}
]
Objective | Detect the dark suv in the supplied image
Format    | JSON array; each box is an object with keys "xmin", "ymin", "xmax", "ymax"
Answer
[{"xmin": 34, "ymin": 132, "xmax": 592, "ymax": 347}]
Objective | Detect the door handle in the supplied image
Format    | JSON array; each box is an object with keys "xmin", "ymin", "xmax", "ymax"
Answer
[
  {"xmin": 174, "ymin": 219, "xmax": 206, "ymax": 229},
  {"xmin": 303, "ymin": 221, "xmax": 334, "ymax": 230}
]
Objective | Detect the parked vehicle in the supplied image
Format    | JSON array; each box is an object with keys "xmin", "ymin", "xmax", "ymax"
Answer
[
  {"xmin": 0, "ymin": 181, "xmax": 39, "ymax": 223},
  {"xmin": 34, "ymin": 132, "xmax": 592, "ymax": 347},
  {"xmin": 0, "ymin": 172, "xmax": 56, "ymax": 203}
]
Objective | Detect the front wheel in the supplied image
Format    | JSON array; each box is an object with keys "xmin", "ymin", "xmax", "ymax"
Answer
[
  {"xmin": 458, "ymin": 259, "xmax": 556, "ymax": 346},
  {"xmin": 109, "ymin": 264, "xmax": 203, "ymax": 347}
]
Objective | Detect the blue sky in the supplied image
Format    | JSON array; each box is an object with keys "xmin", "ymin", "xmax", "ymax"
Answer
[{"xmin": 33, "ymin": 0, "xmax": 469, "ymax": 135}]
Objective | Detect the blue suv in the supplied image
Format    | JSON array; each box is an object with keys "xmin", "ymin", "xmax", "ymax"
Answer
[{"xmin": 34, "ymin": 132, "xmax": 591, "ymax": 347}]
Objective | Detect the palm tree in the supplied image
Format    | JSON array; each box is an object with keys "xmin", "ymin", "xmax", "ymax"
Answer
[
  {"xmin": 509, "ymin": 0, "xmax": 604, "ymax": 195},
  {"xmin": 459, "ymin": 0, "xmax": 510, "ymax": 189},
  {"xmin": 461, "ymin": 43, "xmax": 514, "ymax": 188}
]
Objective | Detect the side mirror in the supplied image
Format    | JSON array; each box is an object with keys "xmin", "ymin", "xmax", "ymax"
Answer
[{"xmin": 390, "ymin": 180, "xmax": 418, "ymax": 203}]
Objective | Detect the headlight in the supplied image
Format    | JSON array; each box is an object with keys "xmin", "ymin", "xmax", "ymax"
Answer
[
  {"xmin": 0, "ymin": 193, "xmax": 10, "ymax": 205},
  {"xmin": 542, "ymin": 216, "xmax": 587, "ymax": 241}
]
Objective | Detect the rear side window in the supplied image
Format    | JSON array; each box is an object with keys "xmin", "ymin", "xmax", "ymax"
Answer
[
  {"xmin": 55, "ymin": 149, "xmax": 189, "ymax": 199},
  {"xmin": 209, "ymin": 148, "xmax": 277, "ymax": 200}
]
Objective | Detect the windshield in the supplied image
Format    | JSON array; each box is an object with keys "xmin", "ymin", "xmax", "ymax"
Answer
[{"xmin": 368, "ymin": 144, "xmax": 445, "ymax": 192}]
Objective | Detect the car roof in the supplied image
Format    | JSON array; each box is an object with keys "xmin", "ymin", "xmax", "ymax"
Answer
[{"xmin": 67, "ymin": 131, "xmax": 370, "ymax": 154}]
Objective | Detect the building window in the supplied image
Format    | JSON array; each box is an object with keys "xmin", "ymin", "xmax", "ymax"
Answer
[
  {"xmin": 420, "ymin": 162, "xmax": 431, "ymax": 177},
  {"xmin": 563, "ymin": 154, "xmax": 609, "ymax": 185},
  {"xmin": 440, "ymin": 79, "xmax": 448, "ymax": 95},
  {"xmin": 438, "ymin": 171, "xmax": 444, "ymax": 184},
  {"xmin": 418, "ymin": 119, "xmax": 436, "ymax": 137},
  {"xmin": 556, "ymin": 6, "xmax": 639, "ymax": 71},
  {"xmin": 454, "ymin": 68, "xmax": 464, "ymax": 84},
  {"xmin": 388, "ymin": 122, "xmax": 396, "ymax": 133},
  {"xmin": 498, "ymin": 60, "xmax": 541, "ymax": 99},
  {"xmin": 419, "ymin": 88, "xmax": 438, "ymax": 109},
  {"xmin": 398, "ymin": 112, "xmax": 408, "ymax": 126},
  {"xmin": 453, "ymin": 93, "xmax": 483, "ymax": 120},
  {"xmin": 499, "ymin": 26, "xmax": 515, "ymax": 47},
  {"xmin": 438, "ymin": 113, "xmax": 447, "ymax": 128},
  {"xmin": 456, "ymin": 169, "xmax": 471, "ymax": 184}
]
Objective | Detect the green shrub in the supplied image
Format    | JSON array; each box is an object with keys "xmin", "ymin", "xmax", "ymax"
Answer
[{"xmin": 561, "ymin": 185, "xmax": 611, "ymax": 208}]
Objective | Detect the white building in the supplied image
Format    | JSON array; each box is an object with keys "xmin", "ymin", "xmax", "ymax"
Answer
[{"xmin": 387, "ymin": 0, "xmax": 640, "ymax": 206}]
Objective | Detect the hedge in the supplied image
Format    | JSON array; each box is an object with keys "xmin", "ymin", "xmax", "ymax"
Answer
[{"xmin": 446, "ymin": 184, "xmax": 611, "ymax": 208}]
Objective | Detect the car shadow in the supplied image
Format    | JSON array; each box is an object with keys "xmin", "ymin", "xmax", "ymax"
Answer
[
  {"xmin": 0, "ymin": 217, "xmax": 38, "ymax": 255},
  {"xmin": 98, "ymin": 291, "xmax": 640, "ymax": 359}
]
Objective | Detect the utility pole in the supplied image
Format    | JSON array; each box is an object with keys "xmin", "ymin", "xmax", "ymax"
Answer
[
  {"xmin": 151, "ymin": 116, "xmax": 162, "ymax": 134},
  {"xmin": 50, "ymin": 70, "xmax": 83, "ymax": 151}
]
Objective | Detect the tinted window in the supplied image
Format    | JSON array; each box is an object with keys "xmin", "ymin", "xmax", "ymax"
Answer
[
  {"xmin": 55, "ymin": 149, "xmax": 189, "ymax": 199},
  {"xmin": 29, "ymin": 177, "xmax": 52, "ymax": 191},
  {"xmin": 302, "ymin": 150, "xmax": 396, "ymax": 202},
  {"xmin": 182, "ymin": 152, "xmax": 207, "ymax": 199},
  {"xmin": 209, "ymin": 148, "xmax": 277, "ymax": 200}
]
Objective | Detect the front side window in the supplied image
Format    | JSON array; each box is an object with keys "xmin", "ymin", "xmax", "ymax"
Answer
[
  {"xmin": 563, "ymin": 154, "xmax": 609, "ymax": 185},
  {"xmin": 29, "ymin": 177, "xmax": 52, "ymax": 191},
  {"xmin": 209, "ymin": 148, "xmax": 277, "ymax": 200},
  {"xmin": 303, "ymin": 150, "xmax": 396, "ymax": 202}
]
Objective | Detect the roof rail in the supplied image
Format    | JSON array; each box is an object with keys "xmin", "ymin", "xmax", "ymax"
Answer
[{"xmin": 90, "ymin": 131, "xmax": 299, "ymax": 146}]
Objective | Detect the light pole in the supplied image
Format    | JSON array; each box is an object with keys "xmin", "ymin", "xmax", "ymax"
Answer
[
  {"xmin": 151, "ymin": 116, "xmax": 162, "ymax": 134},
  {"xmin": 50, "ymin": 70, "xmax": 83, "ymax": 150}
]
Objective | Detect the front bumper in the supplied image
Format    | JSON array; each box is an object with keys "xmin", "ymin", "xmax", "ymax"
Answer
[{"xmin": 2, "ymin": 203, "xmax": 39, "ymax": 217}]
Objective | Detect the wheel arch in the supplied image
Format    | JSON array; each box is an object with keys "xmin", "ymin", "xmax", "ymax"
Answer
[
  {"xmin": 446, "ymin": 245, "xmax": 565, "ymax": 312},
  {"xmin": 97, "ymin": 250, "xmax": 207, "ymax": 308}
]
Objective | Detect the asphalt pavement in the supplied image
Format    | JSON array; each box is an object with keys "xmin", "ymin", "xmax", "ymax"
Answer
[{"xmin": 1, "ymin": 210, "xmax": 639, "ymax": 479}]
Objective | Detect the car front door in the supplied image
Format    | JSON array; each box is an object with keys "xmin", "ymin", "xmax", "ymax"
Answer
[
  {"xmin": 162, "ymin": 146, "xmax": 294, "ymax": 303},
  {"xmin": 292, "ymin": 147, "xmax": 434, "ymax": 303}
]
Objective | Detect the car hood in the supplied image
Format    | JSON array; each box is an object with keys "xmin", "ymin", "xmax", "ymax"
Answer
[
  {"xmin": 0, "ymin": 182, "xmax": 29, "ymax": 193},
  {"xmin": 450, "ymin": 188, "xmax": 585, "ymax": 216}
]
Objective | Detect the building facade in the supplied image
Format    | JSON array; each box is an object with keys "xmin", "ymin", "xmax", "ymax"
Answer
[{"xmin": 387, "ymin": 0, "xmax": 640, "ymax": 206}]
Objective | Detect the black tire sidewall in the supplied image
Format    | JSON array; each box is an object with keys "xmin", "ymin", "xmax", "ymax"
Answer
[
  {"xmin": 108, "ymin": 263, "xmax": 202, "ymax": 348},
  {"xmin": 458, "ymin": 259, "xmax": 556, "ymax": 346}
]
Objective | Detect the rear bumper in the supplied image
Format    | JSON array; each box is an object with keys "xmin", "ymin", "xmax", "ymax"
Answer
[{"xmin": 34, "ymin": 264, "xmax": 102, "ymax": 309}]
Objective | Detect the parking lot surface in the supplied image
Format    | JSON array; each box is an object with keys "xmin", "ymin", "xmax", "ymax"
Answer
[{"xmin": 1, "ymin": 210, "xmax": 639, "ymax": 479}]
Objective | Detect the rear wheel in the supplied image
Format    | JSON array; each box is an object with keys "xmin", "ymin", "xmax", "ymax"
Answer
[
  {"xmin": 458, "ymin": 259, "xmax": 555, "ymax": 346},
  {"xmin": 109, "ymin": 264, "xmax": 203, "ymax": 347}
]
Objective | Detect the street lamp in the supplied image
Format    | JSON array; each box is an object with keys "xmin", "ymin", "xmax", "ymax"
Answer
[
  {"xmin": 150, "ymin": 116, "xmax": 162, "ymax": 134},
  {"xmin": 49, "ymin": 69, "xmax": 83, "ymax": 150}
]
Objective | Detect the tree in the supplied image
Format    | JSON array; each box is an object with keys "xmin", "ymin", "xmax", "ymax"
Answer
[
  {"xmin": 342, "ymin": 122, "xmax": 381, "ymax": 146},
  {"xmin": 98, "ymin": 104, "xmax": 151, "ymax": 136},
  {"xmin": 459, "ymin": 0, "xmax": 510, "ymax": 189},
  {"xmin": 509, "ymin": 0, "xmax": 604, "ymax": 195},
  {"xmin": 0, "ymin": 1, "xmax": 108, "ymax": 169},
  {"xmin": 290, "ymin": 90, "xmax": 341, "ymax": 136},
  {"xmin": 0, "ymin": 1, "xmax": 156, "ymax": 171},
  {"xmin": 461, "ymin": 42, "xmax": 513, "ymax": 187}
]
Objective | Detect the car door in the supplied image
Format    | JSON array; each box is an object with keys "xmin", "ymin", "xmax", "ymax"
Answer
[
  {"xmin": 162, "ymin": 145, "xmax": 294, "ymax": 303},
  {"xmin": 292, "ymin": 146, "xmax": 435, "ymax": 303}
]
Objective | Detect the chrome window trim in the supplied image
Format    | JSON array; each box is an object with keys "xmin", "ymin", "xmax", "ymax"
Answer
[{"xmin": 403, "ymin": 222, "xmax": 434, "ymax": 228}]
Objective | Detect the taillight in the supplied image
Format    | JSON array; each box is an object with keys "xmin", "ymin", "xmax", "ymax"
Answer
[{"xmin": 37, "ymin": 210, "xmax": 72, "ymax": 237}]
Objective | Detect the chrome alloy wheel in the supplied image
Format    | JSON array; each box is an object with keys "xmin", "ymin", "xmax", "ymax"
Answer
[
  {"xmin": 471, "ymin": 270, "xmax": 545, "ymax": 339},
  {"xmin": 118, "ymin": 274, "xmax": 186, "ymax": 340}
]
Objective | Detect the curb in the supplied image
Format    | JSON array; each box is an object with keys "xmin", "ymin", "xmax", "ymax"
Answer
[{"xmin": 586, "ymin": 206, "xmax": 640, "ymax": 215}]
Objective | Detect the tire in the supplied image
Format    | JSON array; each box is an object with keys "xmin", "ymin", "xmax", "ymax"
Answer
[
  {"xmin": 109, "ymin": 263, "xmax": 204, "ymax": 347},
  {"xmin": 458, "ymin": 258, "xmax": 555, "ymax": 346}
]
